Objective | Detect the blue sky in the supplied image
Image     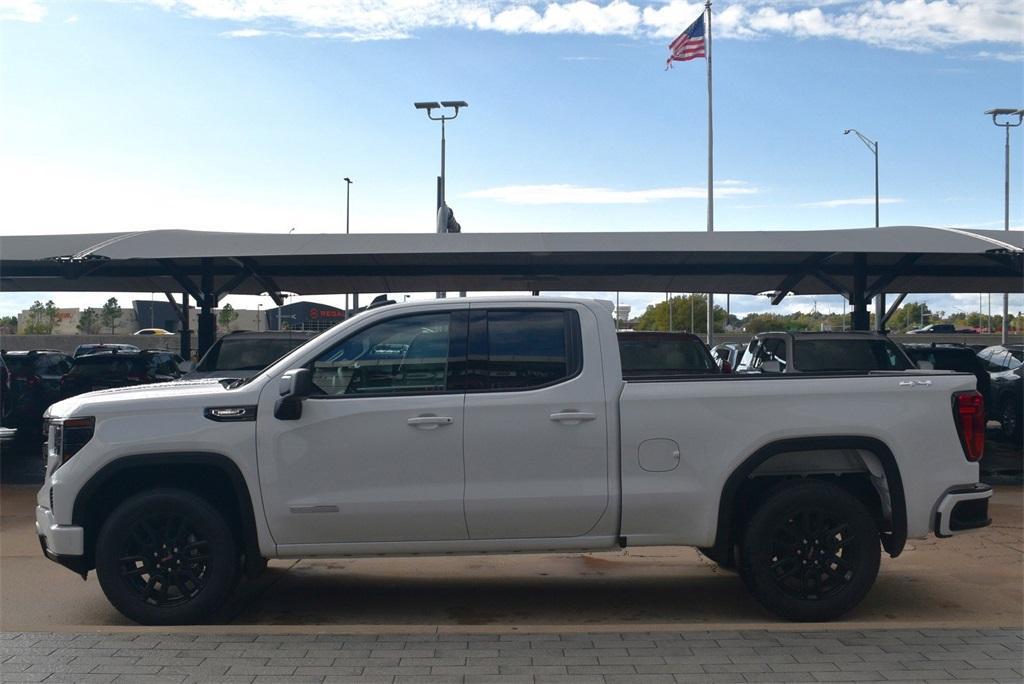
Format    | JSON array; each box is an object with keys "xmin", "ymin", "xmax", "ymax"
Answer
[{"xmin": 1, "ymin": 0, "xmax": 1022, "ymax": 319}]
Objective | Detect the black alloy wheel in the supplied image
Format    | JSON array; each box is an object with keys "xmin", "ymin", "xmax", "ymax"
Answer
[
  {"xmin": 96, "ymin": 489, "xmax": 238, "ymax": 625},
  {"xmin": 117, "ymin": 512, "xmax": 211, "ymax": 607},
  {"xmin": 740, "ymin": 480, "xmax": 880, "ymax": 622},
  {"xmin": 765, "ymin": 507, "xmax": 858, "ymax": 602}
]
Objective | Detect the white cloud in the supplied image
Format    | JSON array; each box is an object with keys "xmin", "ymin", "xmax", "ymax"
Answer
[
  {"xmin": 0, "ymin": 0, "xmax": 45, "ymax": 22},
  {"xmin": 220, "ymin": 28, "xmax": 272, "ymax": 38},
  {"xmin": 800, "ymin": 196, "xmax": 905, "ymax": 208},
  {"xmin": 464, "ymin": 180, "xmax": 757, "ymax": 204},
  {"xmin": 975, "ymin": 50, "xmax": 1024, "ymax": 62},
  {"xmin": 120, "ymin": 1, "xmax": 1022, "ymax": 53}
]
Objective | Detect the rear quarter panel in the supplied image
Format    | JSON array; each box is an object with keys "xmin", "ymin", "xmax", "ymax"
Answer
[{"xmin": 619, "ymin": 372, "xmax": 978, "ymax": 546}]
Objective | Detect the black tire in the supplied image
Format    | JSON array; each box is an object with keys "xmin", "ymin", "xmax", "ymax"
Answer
[
  {"xmin": 739, "ymin": 480, "xmax": 880, "ymax": 622},
  {"xmin": 999, "ymin": 395, "xmax": 1021, "ymax": 444},
  {"xmin": 95, "ymin": 488, "xmax": 238, "ymax": 625}
]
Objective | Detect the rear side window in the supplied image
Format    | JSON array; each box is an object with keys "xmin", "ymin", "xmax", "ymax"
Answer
[
  {"xmin": 466, "ymin": 309, "xmax": 581, "ymax": 391},
  {"xmin": 794, "ymin": 340, "xmax": 913, "ymax": 372}
]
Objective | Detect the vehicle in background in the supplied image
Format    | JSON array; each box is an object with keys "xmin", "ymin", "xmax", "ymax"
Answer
[
  {"xmin": 0, "ymin": 354, "xmax": 12, "ymax": 431},
  {"xmin": 902, "ymin": 343, "xmax": 991, "ymax": 404},
  {"xmin": 735, "ymin": 332, "xmax": 915, "ymax": 374},
  {"xmin": 59, "ymin": 350, "xmax": 186, "ymax": 399},
  {"xmin": 906, "ymin": 323, "xmax": 957, "ymax": 334},
  {"xmin": 1, "ymin": 350, "xmax": 73, "ymax": 439},
  {"xmin": 710, "ymin": 342, "xmax": 745, "ymax": 373},
  {"xmin": 977, "ymin": 344, "xmax": 1023, "ymax": 443},
  {"xmin": 616, "ymin": 331, "xmax": 719, "ymax": 378},
  {"xmin": 184, "ymin": 330, "xmax": 320, "ymax": 380},
  {"xmin": 133, "ymin": 328, "xmax": 175, "ymax": 336},
  {"xmin": 73, "ymin": 343, "xmax": 141, "ymax": 358},
  {"xmin": 39, "ymin": 297, "xmax": 991, "ymax": 625}
]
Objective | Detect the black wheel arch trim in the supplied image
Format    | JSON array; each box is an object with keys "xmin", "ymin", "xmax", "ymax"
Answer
[
  {"xmin": 71, "ymin": 451, "xmax": 265, "ymax": 577},
  {"xmin": 704, "ymin": 436, "xmax": 908, "ymax": 564}
]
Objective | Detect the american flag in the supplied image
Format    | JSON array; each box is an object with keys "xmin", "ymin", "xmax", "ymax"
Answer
[{"xmin": 666, "ymin": 12, "xmax": 706, "ymax": 68}]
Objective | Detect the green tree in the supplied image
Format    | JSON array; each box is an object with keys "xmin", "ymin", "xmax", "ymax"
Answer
[
  {"xmin": 77, "ymin": 307, "xmax": 100, "ymax": 335},
  {"xmin": 217, "ymin": 303, "xmax": 239, "ymax": 331},
  {"xmin": 22, "ymin": 300, "xmax": 55, "ymax": 334},
  {"xmin": 632, "ymin": 294, "xmax": 728, "ymax": 333},
  {"xmin": 100, "ymin": 297, "xmax": 122, "ymax": 334},
  {"xmin": 888, "ymin": 302, "xmax": 932, "ymax": 332},
  {"xmin": 0, "ymin": 315, "xmax": 16, "ymax": 333}
]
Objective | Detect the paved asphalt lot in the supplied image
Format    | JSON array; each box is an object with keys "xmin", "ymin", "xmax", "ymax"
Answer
[{"xmin": 0, "ymin": 433, "xmax": 1021, "ymax": 683}]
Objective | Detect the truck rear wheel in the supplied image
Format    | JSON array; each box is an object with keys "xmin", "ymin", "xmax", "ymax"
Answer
[
  {"xmin": 95, "ymin": 489, "xmax": 238, "ymax": 625},
  {"xmin": 739, "ymin": 480, "xmax": 880, "ymax": 622}
]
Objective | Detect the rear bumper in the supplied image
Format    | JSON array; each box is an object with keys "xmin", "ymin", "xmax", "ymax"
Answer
[{"xmin": 933, "ymin": 484, "xmax": 992, "ymax": 538}]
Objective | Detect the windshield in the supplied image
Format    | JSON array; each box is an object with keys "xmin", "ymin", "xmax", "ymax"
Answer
[
  {"xmin": 198, "ymin": 337, "xmax": 308, "ymax": 372},
  {"xmin": 618, "ymin": 336, "xmax": 716, "ymax": 374},
  {"xmin": 794, "ymin": 339, "xmax": 913, "ymax": 372},
  {"xmin": 68, "ymin": 356, "xmax": 144, "ymax": 377}
]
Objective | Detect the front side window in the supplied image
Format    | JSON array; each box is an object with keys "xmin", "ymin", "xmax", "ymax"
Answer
[{"xmin": 310, "ymin": 312, "xmax": 451, "ymax": 396}]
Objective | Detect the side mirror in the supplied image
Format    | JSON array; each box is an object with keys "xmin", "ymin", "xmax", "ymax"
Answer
[
  {"xmin": 761, "ymin": 359, "xmax": 782, "ymax": 374},
  {"xmin": 916, "ymin": 360, "xmax": 934, "ymax": 370},
  {"xmin": 275, "ymin": 369, "xmax": 313, "ymax": 420}
]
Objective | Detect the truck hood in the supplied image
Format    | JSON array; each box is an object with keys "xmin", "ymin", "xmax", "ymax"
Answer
[{"xmin": 46, "ymin": 378, "xmax": 254, "ymax": 419}]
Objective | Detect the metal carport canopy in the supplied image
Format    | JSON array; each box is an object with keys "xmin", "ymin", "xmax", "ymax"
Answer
[{"xmin": 1, "ymin": 225, "xmax": 1021, "ymax": 298}]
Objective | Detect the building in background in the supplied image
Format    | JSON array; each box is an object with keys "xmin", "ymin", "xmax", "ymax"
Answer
[{"xmin": 264, "ymin": 301, "xmax": 346, "ymax": 332}]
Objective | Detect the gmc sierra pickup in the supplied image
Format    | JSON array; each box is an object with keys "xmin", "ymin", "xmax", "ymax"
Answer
[{"xmin": 37, "ymin": 297, "xmax": 992, "ymax": 625}]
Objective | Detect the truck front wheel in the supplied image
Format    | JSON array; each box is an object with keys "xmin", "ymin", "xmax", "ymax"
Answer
[
  {"xmin": 739, "ymin": 480, "xmax": 880, "ymax": 622},
  {"xmin": 95, "ymin": 489, "xmax": 238, "ymax": 625}
]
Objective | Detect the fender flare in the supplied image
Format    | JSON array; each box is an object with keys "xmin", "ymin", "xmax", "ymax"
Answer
[
  {"xmin": 706, "ymin": 436, "xmax": 907, "ymax": 563},
  {"xmin": 71, "ymin": 451, "xmax": 264, "ymax": 576}
]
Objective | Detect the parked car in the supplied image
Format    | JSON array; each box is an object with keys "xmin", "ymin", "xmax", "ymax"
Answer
[
  {"xmin": 133, "ymin": 328, "xmax": 175, "ymax": 336},
  {"xmin": 1, "ymin": 350, "xmax": 73, "ymax": 438},
  {"xmin": 185, "ymin": 330, "xmax": 320, "ymax": 379},
  {"xmin": 735, "ymin": 331, "xmax": 915, "ymax": 374},
  {"xmin": 906, "ymin": 323, "xmax": 957, "ymax": 334},
  {"xmin": 616, "ymin": 331, "xmax": 719, "ymax": 378},
  {"xmin": 977, "ymin": 344, "xmax": 1023, "ymax": 443},
  {"xmin": 0, "ymin": 354, "xmax": 12, "ymax": 429},
  {"xmin": 59, "ymin": 350, "xmax": 186, "ymax": 398},
  {"xmin": 39, "ymin": 297, "xmax": 991, "ymax": 625},
  {"xmin": 902, "ymin": 343, "xmax": 990, "ymax": 404},
  {"xmin": 710, "ymin": 342, "xmax": 745, "ymax": 373},
  {"xmin": 73, "ymin": 343, "xmax": 141, "ymax": 357}
]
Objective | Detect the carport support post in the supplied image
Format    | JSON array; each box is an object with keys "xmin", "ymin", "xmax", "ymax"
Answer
[
  {"xmin": 179, "ymin": 292, "xmax": 191, "ymax": 361},
  {"xmin": 851, "ymin": 253, "xmax": 870, "ymax": 330},
  {"xmin": 198, "ymin": 266, "xmax": 217, "ymax": 358}
]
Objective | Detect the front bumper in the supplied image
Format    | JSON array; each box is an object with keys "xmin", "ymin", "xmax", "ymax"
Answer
[
  {"xmin": 35, "ymin": 505, "xmax": 85, "ymax": 564},
  {"xmin": 933, "ymin": 484, "xmax": 992, "ymax": 538}
]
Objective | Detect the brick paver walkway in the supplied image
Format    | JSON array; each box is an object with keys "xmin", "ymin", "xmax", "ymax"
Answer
[{"xmin": 1, "ymin": 628, "xmax": 1021, "ymax": 683}]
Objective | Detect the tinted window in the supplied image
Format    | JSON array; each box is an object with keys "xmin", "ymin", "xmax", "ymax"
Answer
[
  {"xmin": 618, "ymin": 336, "xmax": 715, "ymax": 374},
  {"xmin": 906, "ymin": 348, "xmax": 979, "ymax": 373},
  {"xmin": 68, "ymin": 355, "xmax": 144, "ymax": 377},
  {"xmin": 199, "ymin": 337, "xmax": 309, "ymax": 372},
  {"xmin": 794, "ymin": 340, "xmax": 912, "ymax": 372},
  {"xmin": 311, "ymin": 312, "xmax": 451, "ymax": 396},
  {"xmin": 472, "ymin": 309, "xmax": 578, "ymax": 391}
]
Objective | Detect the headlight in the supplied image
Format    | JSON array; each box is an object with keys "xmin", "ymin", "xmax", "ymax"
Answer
[{"xmin": 55, "ymin": 417, "xmax": 95, "ymax": 465}]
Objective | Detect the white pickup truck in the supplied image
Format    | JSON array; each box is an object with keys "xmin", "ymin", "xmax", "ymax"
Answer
[{"xmin": 37, "ymin": 297, "xmax": 992, "ymax": 625}]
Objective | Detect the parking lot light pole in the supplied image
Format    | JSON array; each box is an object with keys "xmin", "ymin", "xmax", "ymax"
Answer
[
  {"xmin": 844, "ymin": 128, "xmax": 884, "ymax": 332},
  {"xmin": 415, "ymin": 101, "xmax": 468, "ymax": 298},
  {"xmin": 344, "ymin": 177, "xmax": 353, "ymax": 314},
  {"xmin": 985, "ymin": 108, "xmax": 1023, "ymax": 345}
]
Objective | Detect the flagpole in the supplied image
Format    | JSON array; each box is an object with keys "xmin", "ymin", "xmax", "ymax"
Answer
[{"xmin": 705, "ymin": 0, "xmax": 715, "ymax": 346}]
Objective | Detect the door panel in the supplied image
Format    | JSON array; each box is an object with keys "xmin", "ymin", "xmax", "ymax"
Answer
[
  {"xmin": 463, "ymin": 306, "xmax": 610, "ymax": 540},
  {"xmin": 256, "ymin": 307, "xmax": 469, "ymax": 546}
]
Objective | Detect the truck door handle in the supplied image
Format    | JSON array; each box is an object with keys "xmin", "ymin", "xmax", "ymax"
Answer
[
  {"xmin": 550, "ymin": 411, "xmax": 596, "ymax": 423},
  {"xmin": 407, "ymin": 415, "xmax": 454, "ymax": 429}
]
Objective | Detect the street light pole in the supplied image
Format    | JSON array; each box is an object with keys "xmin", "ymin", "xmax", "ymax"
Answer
[
  {"xmin": 985, "ymin": 108, "xmax": 1023, "ymax": 345},
  {"xmin": 415, "ymin": 100, "xmax": 468, "ymax": 299},
  {"xmin": 344, "ymin": 177, "xmax": 353, "ymax": 315},
  {"xmin": 844, "ymin": 128, "xmax": 884, "ymax": 332}
]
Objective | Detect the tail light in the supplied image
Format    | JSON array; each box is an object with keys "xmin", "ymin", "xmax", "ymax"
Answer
[
  {"xmin": 953, "ymin": 391, "xmax": 985, "ymax": 462},
  {"xmin": 721, "ymin": 360, "xmax": 733, "ymax": 374}
]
